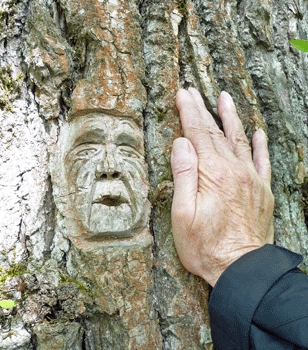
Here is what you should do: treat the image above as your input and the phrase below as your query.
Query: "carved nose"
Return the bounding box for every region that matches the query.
[95,146,121,180]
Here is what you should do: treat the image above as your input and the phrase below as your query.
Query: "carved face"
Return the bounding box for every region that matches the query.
[64,114,148,238]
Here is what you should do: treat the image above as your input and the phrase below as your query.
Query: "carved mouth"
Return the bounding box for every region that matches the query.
[92,195,129,207]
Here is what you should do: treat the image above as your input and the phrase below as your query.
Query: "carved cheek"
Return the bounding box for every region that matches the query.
[123,159,147,210]
[70,158,96,192]
[72,159,97,226]
[79,161,97,189]
[124,157,146,183]
[67,159,84,192]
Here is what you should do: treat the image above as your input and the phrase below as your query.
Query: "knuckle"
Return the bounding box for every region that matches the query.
[236,132,249,145]
[189,116,208,134]
[209,127,225,141]
[200,162,233,187]
[237,166,255,186]
[189,124,205,137]
[215,167,233,184]
[172,161,196,177]
[231,132,250,149]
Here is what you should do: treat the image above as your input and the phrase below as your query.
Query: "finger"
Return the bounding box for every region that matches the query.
[176,89,216,161]
[171,137,198,223]
[252,129,271,186]
[218,91,253,163]
[188,87,237,161]
[187,87,219,130]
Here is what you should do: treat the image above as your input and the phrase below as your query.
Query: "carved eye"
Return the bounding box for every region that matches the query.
[75,147,98,158]
[119,146,140,158]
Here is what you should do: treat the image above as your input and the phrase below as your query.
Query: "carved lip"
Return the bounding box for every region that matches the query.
[92,180,131,207]
[92,194,129,207]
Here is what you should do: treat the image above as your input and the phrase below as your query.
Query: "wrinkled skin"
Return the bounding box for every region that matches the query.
[171,88,274,287]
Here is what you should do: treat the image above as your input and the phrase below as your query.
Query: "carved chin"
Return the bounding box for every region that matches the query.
[88,202,135,237]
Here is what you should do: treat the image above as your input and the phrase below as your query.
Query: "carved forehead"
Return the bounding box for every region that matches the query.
[66,114,143,148]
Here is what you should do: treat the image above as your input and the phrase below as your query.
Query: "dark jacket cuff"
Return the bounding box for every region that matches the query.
[208,244,303,350]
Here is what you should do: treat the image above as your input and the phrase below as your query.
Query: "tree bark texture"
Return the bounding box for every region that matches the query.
[0,0,307,349]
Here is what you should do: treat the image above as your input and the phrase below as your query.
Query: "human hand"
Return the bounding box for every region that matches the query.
[171,88,274,287]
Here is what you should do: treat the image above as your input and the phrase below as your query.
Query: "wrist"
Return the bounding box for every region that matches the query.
[205,245,264,287]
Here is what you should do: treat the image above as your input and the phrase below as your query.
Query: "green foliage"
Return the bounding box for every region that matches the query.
[290,40,308,53]
[0,300,17,309]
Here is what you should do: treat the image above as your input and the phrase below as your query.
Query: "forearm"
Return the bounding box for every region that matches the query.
[209,244,308,349]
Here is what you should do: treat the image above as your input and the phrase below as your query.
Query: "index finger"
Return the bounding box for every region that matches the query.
[176,89,216,160]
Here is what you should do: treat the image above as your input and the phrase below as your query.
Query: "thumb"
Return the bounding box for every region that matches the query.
[171,138,198,221]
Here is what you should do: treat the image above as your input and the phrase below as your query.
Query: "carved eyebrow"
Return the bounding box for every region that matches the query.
[71,129,106,149]
[120,120,136,130]
[116,132,142,150]
[116,120,142,149]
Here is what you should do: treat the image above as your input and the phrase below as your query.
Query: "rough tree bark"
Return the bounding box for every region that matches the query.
[0,0,307,349]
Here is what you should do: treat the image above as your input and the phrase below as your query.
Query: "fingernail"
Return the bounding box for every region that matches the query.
[256,128,267,141]
[220,91,234,106]
[172,138,191,157]
[256,128,265,137]
[188,87,196,92]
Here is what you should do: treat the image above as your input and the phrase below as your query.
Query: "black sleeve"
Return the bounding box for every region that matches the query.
[208,244,308,350]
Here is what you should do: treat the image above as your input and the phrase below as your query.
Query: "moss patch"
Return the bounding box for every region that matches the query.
[176,0,187,16]
[154,105,168,123]
[59,273,91,294]
[0,0,18,39]
[0,66,23,111]
[0,261,28,283]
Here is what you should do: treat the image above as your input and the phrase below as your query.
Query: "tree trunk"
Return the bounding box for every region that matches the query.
[0,0,307,349]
